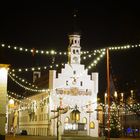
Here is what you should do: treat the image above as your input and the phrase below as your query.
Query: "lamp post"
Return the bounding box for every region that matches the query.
[51,107,63,140]
[0,64,9,140]
[51,94,64,140]
[57,107,63,140]
[86,110,93,136]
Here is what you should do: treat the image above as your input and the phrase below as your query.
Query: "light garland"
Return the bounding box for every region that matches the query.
[86,50,106,70]
[8,52,96,73]
[93,44,140,53]
[9,72,38,88]
[8,73,49,92]
[0,43,91,56]
[9,63,65,73]
[8,90,49,106]
[7,93,28,105]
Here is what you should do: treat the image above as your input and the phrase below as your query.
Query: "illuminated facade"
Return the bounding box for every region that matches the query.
[0,64,9,140]
[18,33,99,137]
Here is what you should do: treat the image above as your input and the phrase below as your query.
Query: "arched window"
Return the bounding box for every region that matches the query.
[76,49,79,54]
[66,80,68,86]
[64,117,70,123]
[90,121,95,129]
[73,49,75,54]
[82,117,87,124]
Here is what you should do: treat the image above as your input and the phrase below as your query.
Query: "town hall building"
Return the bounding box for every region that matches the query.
[18,32,99,137]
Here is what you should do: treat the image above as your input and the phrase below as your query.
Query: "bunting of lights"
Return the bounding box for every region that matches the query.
[0,43,91,56]
[8,73,49,92]
[9,63,65,73]
[9,52,96,73]
[9,72,38,88]
[86,50,106,70]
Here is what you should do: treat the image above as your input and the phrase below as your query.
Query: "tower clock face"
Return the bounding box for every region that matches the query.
[73,56,78,63]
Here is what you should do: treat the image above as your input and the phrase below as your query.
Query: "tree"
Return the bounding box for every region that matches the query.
[110,102,121,137]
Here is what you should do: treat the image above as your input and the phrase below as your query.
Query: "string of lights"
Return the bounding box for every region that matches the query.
[86,50,106,70]
[8,88,140,113]
[7,93,29,106]
[8,73,49,92]
[9,63,65,73]
[0,43,91,56]
[7,90,50,110]
[9,72,38,88]
[8,52,97,73]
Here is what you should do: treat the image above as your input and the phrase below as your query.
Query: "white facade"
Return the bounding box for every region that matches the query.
[18,92,50,136]
[49,33,99,137]
[18,33,99,137]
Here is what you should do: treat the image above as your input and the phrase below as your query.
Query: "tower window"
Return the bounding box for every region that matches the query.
[73,49,75,54]
[80,81,83,86]
[66,81,68,86]
[76,50,79,54]
[73,71,76,75]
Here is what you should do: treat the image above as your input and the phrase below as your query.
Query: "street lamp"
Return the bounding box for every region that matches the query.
[51,95,64,140]
[86,102,94,136]
[86,110,93,136]
[51,106,63,140]
[70,105,80,123]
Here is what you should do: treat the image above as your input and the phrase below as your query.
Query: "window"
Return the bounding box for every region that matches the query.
[82,117,87,124]
[80,81,83,86]
[76,49,79,54]
[90,121,95,129]
[73,71,76,75]
[66,81,68,86]
[73,49,75,54]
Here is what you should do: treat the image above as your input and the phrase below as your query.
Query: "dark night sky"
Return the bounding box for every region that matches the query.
[0,1,140,98]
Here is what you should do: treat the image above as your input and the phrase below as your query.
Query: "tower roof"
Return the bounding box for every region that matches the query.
[69,9,81,36]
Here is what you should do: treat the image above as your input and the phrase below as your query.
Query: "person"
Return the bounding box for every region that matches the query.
[13,110,18,136]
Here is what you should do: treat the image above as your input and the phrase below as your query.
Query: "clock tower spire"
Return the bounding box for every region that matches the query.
[68,10,81,64]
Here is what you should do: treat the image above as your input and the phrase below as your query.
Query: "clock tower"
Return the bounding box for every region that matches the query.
[68,33,81,64]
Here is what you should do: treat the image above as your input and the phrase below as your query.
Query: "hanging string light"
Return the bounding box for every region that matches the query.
[86,50,106,70]
[8,73,49,92]
[0,43,92,56]
[9,72,38,88]
[9,63,65,73]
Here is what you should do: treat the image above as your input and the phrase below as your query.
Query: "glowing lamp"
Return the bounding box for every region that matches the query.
[70,105,80,122]
[9,99,14,108]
